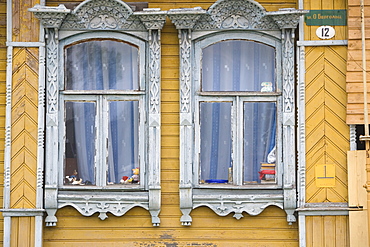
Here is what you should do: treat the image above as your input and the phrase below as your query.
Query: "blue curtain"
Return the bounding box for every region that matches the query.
[200,40,276,184]
[64,40,139,185]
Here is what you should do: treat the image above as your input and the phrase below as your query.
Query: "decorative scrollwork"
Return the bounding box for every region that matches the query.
[28,4,70,29]
[179,30,191,113]
[149,30,161,115]
[45,29,58,115]
[282,28,295,113]
[193,195,284,220]
[194,0,278,30]
[62,0,133,30]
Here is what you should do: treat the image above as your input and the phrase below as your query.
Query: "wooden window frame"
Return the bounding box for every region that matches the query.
[169,0,306,226]
[30,0,166,227]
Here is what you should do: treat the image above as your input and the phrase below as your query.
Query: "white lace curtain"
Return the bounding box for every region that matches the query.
[64,40,139,185]
[200,40,276,183]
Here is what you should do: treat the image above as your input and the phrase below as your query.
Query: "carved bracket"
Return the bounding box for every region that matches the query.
[29,4,70,29]
[193,194,284,220]
[57,192,149,221]
[267,8,309,29]
[135,9,167,31]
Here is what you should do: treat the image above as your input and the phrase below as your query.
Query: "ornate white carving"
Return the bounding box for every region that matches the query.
[169,0,306,225]
[62,0,133,30]
[267,8,308,29]
[136,9,167,30]
[168,8,206,30]
[148,30,161,116]
[45,29,58,115]
[28,4,70,29]
[282,29,295,113]
[57,192,150,221]
[193,194,284,219]
[193,0,278,30]
[179,30,191,114]
[30,0,167,227]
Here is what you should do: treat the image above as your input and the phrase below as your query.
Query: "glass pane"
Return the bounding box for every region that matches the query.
[243,102,276,184]
[107,101,139,185]
[200,102,232,183]
[202,40,275,92]
[64,101,96,185]
[65,40,139,90]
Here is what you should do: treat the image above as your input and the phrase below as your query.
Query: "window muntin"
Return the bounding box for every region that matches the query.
[201,40,275,92]
[197,39,279,186]
[62,39,144,188]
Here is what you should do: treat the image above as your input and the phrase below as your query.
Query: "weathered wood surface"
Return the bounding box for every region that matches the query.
[40,0,300,246]
[347,0,370,124]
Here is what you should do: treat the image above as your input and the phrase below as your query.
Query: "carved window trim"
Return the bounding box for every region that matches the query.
[169,0,307,226]
[29,0,166,227]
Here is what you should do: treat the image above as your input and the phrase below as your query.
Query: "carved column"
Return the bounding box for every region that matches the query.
[29,5,71,226]
[168,8,206,226]
[269,9,307,224]
[137,9,167,226]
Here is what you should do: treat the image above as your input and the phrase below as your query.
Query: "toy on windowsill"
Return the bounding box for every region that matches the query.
[65,170,83,185]
[119,168,140,184]
[261,81,273,92]
[131,167,140,184]
[120,176,132,184]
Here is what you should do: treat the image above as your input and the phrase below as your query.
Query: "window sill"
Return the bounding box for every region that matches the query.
[59,184,144,191]
[195,183,281,190]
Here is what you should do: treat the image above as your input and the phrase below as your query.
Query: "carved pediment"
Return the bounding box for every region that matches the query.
[194,0,279,30]
[29,0,169,31]
[61,0,145,30]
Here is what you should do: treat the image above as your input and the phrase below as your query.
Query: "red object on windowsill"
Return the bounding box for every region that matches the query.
[258,169,276,180]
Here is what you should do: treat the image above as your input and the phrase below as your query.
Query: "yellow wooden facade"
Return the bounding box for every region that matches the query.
[0,0,366,246]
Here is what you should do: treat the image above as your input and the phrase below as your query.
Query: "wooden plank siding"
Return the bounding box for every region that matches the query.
[37,0,301,246]
[7,0,40,246]
[0,0,6,245]
[305,45,349,203]
[347,0,370,124]
[306,215,349,247]
[303,0,350,246]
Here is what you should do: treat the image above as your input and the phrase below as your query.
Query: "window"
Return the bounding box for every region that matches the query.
[30,0,166,226]
[62,39,144,187]
[169,0,305,225]
[196,40,279,186]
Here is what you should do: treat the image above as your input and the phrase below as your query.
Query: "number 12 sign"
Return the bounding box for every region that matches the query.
[316,26,335,39]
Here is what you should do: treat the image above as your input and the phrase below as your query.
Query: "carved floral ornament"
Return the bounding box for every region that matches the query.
[29,0,167,31]
[168,1,307,31]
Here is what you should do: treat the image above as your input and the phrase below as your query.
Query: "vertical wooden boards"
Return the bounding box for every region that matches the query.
[305,46,349,203]
[303,0,347,41]
[8,0,40,245]
[346,0,370,124]
[347,150,367,208]
[10,47,38,209]
[347,150,369,246]
[38,0,300,246]
[306,215,349,247]
[11,217,35,247]
[0,0,7,245]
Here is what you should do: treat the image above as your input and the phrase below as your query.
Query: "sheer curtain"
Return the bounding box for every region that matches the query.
[200,40,276,183]
[64,40,139,185]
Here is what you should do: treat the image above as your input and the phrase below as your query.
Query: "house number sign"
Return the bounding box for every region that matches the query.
[316,26,335,40]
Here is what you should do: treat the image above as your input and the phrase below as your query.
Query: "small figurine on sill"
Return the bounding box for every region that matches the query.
[65,170,83,185]
[261,81,273,92]
[120,176,132,184]
[131,167,140,184]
